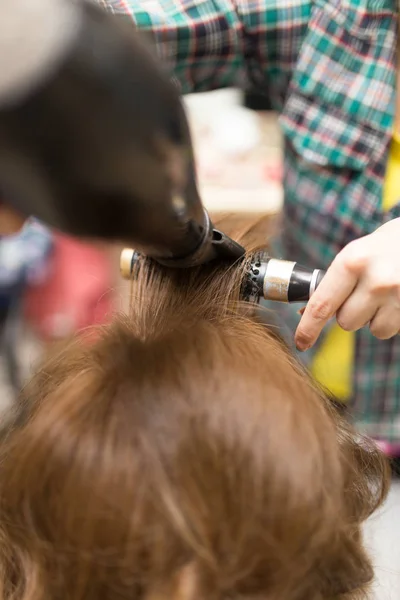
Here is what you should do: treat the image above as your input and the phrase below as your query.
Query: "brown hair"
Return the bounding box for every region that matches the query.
[0,215,389,600]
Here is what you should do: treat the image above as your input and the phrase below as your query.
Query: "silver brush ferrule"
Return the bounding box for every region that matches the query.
[243,253,325,303]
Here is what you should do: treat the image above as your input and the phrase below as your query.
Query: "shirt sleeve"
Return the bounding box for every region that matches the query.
[96,0,255,94]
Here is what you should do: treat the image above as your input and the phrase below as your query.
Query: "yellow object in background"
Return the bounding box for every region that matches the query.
[311,326,354,400]
[311,132,400,402]
[384,132,400,212]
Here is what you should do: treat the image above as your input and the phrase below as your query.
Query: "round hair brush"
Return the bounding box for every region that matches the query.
[120,248,326,304]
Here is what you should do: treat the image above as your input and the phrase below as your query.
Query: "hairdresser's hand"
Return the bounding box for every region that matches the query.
[295,218,400,351]
[0,205,25,235]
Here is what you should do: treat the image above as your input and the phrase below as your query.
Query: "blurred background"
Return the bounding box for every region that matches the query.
[1,88,399,599]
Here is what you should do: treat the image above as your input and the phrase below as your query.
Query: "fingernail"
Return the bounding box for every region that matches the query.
[295,341,310,352]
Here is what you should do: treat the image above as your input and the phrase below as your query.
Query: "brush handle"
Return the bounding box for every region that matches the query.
[247,258,326,303]
[264,260,326,303]
[287,264,326,303]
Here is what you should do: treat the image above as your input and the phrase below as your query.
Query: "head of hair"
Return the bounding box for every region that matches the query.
[0,214,389,600]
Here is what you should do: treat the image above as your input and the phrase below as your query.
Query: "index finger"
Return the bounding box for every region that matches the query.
[294,259,358,351]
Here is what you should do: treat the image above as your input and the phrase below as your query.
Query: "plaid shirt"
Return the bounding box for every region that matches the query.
[100,0,400,441]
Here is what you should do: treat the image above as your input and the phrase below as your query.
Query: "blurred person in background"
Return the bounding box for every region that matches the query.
[0,206,115,380]
[94,0,400,450]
